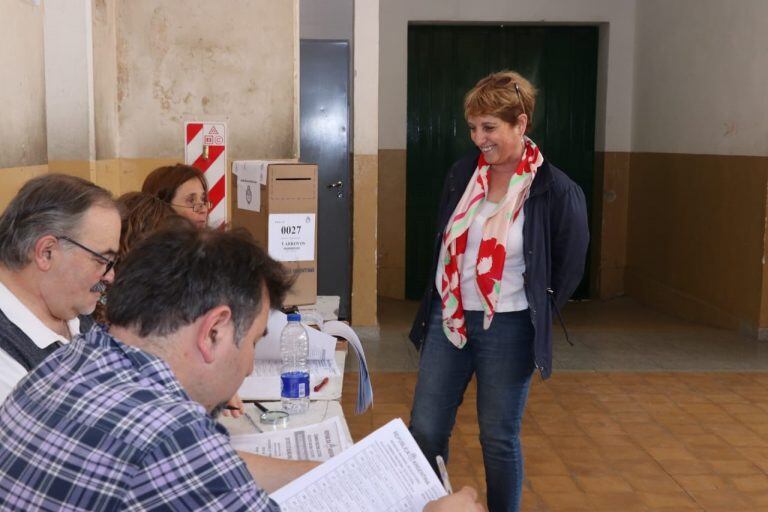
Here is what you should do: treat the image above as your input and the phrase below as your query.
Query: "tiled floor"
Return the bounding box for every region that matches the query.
[340,297,768,511]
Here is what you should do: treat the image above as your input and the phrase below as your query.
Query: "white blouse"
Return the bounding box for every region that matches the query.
[460,200,528,312]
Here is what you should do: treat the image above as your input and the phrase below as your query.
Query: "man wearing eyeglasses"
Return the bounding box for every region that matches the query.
[0,174,120,403]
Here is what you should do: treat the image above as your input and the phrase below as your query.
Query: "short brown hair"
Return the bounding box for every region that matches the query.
[93,192,189,325]
[116,192,187,263]
[142,164,208,204]
[464,71,537,132]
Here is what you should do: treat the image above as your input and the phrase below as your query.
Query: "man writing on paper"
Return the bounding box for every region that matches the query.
[0,174,120,403]
[0,226,480,511]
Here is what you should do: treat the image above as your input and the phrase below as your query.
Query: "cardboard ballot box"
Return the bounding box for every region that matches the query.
[231,161,318,306]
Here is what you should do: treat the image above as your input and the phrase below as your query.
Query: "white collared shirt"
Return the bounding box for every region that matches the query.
[0,280,79,403]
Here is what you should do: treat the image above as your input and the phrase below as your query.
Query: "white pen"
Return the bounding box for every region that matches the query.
[435,455,453,494]
[242,411,263,433]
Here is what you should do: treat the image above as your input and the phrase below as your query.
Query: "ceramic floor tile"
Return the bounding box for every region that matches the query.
[637,491,702,509]
[340,297,768,511]
[528,475,580,493]
[575,475,633,493]
[673,474,731,491]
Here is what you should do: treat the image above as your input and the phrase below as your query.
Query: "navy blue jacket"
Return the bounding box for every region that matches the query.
[408,149,589,379]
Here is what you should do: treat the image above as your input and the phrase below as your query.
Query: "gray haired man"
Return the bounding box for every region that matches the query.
[0,174,120,402]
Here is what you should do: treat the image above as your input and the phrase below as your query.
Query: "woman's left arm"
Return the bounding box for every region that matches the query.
[550,182,590,309]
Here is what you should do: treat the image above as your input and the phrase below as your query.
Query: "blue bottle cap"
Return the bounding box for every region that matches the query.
[287,313,301,322]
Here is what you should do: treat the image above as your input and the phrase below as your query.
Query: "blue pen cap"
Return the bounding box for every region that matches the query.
[287,313,301,322]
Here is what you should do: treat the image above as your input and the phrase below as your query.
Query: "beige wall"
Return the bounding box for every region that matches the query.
[1,0,46,168]
[1,0,298,202]
[591,152,630,299]
[352,0,380,325]
[93,0,119,159]
[626,153,768,337]
[377,149,406,299]
[627,1,768,337]
[116,0,296,160]
[44,0,95,161]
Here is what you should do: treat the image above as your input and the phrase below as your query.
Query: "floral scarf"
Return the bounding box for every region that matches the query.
[436,136,543,348]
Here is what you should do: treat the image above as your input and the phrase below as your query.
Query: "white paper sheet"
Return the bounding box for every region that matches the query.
[232,160,262,212]
[322,321,373,414]
[231,416,351,461]
[255,309,337,362]
[239,350,345,401]
[268,213,316,262]
[271,418,447,512]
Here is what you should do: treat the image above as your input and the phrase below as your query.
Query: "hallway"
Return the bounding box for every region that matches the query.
[341,297,768,511]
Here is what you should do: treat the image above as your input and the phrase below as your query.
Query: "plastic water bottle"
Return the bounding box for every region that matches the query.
[280,313,310,414]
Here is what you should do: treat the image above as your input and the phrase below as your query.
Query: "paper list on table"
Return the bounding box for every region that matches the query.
[271,418,446,512]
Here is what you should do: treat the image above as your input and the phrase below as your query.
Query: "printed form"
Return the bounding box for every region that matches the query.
[271,418,447,512]
[231,416,351,461]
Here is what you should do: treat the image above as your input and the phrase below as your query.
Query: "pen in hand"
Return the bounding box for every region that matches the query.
[225,405,263,433]
[435,455,453,494]
[244,400,269,414]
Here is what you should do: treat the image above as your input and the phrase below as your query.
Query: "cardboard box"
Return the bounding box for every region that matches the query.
[231,161,318,306]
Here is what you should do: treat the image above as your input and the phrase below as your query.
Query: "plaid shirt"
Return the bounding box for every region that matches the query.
[0,326,279,511]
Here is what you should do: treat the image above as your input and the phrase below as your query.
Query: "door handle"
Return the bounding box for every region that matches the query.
[326,181,344,198]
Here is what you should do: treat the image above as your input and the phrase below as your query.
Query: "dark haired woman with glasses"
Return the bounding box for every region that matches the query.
[142,164,212,229]
[408,70,589,512]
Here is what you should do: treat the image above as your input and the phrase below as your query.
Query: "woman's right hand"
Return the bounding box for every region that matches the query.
[423,487,485,511]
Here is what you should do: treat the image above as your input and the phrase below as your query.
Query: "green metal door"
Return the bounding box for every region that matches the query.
[406,24,598,299]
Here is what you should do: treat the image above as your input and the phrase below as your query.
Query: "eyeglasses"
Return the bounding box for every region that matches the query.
[514,82,527,118]
[479,74,527,118]
[171,201,212,213]
[58,236,117,276]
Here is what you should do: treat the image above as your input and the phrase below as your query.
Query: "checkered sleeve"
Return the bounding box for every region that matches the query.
[123,420,280,511]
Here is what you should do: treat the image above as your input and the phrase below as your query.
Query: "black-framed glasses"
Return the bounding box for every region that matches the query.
[514,82,527,118]
[58,236,116,276]
[171,201,212,213]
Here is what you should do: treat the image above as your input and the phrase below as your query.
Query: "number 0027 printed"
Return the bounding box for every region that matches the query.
[268,214,316,262]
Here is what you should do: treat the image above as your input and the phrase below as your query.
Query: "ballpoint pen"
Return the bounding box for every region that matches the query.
[435,455,453,494]
[241,411,263,433]
[243,400,290,427]
[225,405,263,433]
[247,400,269,414]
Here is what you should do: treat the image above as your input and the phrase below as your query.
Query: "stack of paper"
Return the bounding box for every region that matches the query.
[322,320,373,414]
[271,419,446,512]
[239,310,373,413]
[231,416,351,461]
[239,310,340,400]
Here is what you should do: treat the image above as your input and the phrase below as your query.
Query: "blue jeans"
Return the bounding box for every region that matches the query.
[410,302,534,512]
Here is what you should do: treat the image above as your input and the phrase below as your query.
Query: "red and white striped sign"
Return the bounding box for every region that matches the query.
[184,121,227,228]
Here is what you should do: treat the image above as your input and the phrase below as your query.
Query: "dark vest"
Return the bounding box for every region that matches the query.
[0,309,62,371]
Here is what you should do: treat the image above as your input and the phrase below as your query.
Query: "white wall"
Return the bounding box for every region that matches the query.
[300,0,353,40]
[379,0,637,152]
[1,0,47,167]
[44,0,94,161]
[633,0,768,156]
[92,0,119,160]
[355,0,378,155]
